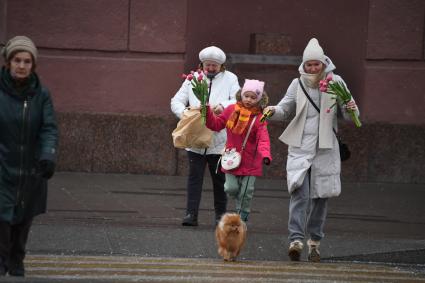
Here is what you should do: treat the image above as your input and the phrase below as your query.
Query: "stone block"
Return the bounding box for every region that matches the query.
[6,0,128,50]
[130,0,186,53]
[56,112,178,175]
[37,55,184,114]
[90,113,177,175]
[259,121,425,184]
[56,112,96,172]
[363,62,425,124]
[56,111,425,184]
[366,123,425,183]
[250,33,292,55]
[367,0,425,59]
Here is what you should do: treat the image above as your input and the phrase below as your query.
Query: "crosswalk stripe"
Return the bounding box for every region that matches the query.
[24,254,425,283]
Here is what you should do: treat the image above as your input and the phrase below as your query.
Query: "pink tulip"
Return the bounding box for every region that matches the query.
[320,86,327,92]
[198,74,203,81]
[181,74,187,79]
[326,73,333,82]
[197,69,202,74]
[187,74,194,81]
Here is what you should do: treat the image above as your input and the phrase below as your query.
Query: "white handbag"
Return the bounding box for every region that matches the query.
[220,116,257,171]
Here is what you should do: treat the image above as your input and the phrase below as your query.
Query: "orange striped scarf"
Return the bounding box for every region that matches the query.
[226,102,261,135]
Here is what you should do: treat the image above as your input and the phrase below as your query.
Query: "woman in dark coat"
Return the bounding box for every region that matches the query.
[0,36,58,277]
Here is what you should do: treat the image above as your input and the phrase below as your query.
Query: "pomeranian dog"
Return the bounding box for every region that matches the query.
[215,213,247,261]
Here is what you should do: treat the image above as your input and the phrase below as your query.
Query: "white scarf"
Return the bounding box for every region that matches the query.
[298,56,336,88]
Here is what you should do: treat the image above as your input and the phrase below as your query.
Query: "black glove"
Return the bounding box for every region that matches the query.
[37,160,56,179]
[263,158,271,165]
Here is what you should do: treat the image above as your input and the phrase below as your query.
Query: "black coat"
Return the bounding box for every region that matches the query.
[0,67,58,224]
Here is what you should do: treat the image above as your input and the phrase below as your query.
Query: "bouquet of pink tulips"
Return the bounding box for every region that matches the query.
[181,69,209,124]
[319,74,362,127]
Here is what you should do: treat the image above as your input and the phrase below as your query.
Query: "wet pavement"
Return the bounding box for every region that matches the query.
[1,172,424,282]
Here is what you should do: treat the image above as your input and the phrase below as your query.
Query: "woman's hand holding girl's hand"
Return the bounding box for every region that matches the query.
[260,106,276,122]
[263,106,275,116]
[345,100,358,111]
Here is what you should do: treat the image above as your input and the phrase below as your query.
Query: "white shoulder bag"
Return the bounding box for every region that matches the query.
[221,116,257,171]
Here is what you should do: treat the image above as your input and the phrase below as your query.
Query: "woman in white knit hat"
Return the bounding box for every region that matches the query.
[0,36,58,276]
[171,46,240,226]
[264,38,359,262]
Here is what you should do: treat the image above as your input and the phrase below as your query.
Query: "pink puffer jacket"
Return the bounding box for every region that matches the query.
[206,104,272,176]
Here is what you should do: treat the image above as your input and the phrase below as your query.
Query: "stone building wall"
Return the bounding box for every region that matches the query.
[1,0,424,183]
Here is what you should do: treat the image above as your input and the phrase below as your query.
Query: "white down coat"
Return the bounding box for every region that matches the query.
[171,70,240,155]
[272,60,359,198]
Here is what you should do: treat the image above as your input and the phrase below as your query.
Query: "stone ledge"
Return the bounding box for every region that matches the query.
[57,112,178,175]
[56,112,425,184]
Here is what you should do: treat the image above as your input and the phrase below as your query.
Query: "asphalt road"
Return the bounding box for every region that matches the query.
[4,172,423,282]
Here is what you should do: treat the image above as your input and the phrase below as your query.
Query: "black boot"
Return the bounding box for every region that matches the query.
[8,260,24,277]
[215,211,225,226]
[8,219,32,277]
[0,221,11,276]
[182,213,198,226]
[0,258,6,276]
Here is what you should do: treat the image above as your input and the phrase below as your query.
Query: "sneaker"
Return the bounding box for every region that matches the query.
[181,213,198,226]
[288,240,303,261]
[307,239,320,262]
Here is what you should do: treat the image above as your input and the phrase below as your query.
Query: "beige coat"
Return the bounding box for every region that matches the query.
[272,63,359,198]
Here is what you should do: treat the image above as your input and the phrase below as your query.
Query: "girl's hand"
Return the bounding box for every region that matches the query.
[212,104,224,115]
[345,100,358,112]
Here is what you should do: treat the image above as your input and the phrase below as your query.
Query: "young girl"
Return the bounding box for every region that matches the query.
[206,79,271,222]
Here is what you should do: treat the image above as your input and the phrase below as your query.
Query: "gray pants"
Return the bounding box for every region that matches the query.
[288,170,328,242]
[224,174,256,221]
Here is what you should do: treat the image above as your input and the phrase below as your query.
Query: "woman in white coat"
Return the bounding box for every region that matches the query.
[264,38,359,262]
[171,46,240,226]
